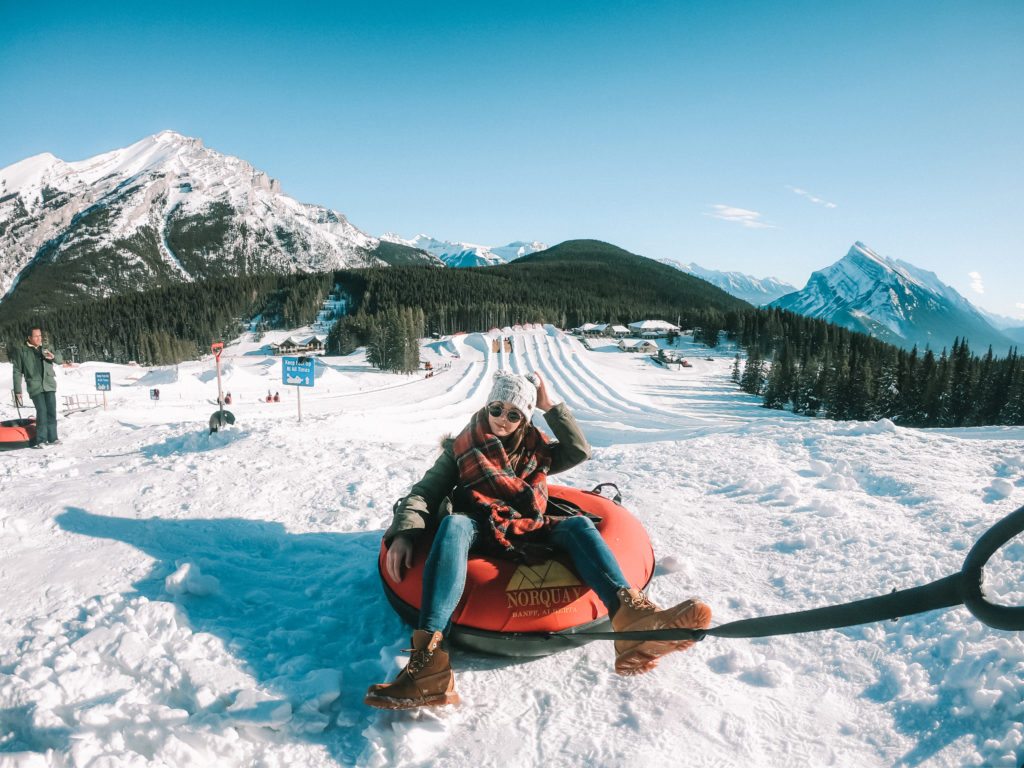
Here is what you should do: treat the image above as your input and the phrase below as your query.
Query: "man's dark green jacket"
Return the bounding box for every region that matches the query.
[11,343,63,397]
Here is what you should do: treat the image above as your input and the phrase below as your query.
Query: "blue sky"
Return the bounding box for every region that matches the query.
[2,0,1022,318]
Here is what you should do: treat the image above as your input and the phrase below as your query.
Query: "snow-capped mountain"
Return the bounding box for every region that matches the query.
[666,261,796,306]
[0,131,437,316]
[771,241,1015,353]
[978,308,1024,345]
[380,234,546,268]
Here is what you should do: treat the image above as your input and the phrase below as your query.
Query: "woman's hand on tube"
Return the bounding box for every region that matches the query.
[387,534,415,582]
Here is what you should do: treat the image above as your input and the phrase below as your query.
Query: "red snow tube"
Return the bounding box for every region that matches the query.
[0,418,36,451]
[377,484,655,656]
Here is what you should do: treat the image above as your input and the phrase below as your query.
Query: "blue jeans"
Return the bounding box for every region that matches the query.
[419,514,631,634]
[30,390,58,444]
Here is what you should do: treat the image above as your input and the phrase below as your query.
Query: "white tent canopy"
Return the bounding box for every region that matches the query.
[627,319,679,333]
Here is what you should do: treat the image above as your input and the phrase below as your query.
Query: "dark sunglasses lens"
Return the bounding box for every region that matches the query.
[487,404,523,422]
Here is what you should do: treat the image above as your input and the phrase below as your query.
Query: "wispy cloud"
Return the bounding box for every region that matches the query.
[705,204,775,229]
[968,271,985,294]
[786,185,837,209]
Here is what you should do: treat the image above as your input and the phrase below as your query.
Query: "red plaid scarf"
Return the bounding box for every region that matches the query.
[453,407,553,552]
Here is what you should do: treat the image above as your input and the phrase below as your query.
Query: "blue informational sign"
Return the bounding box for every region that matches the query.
[282,356,315,387]
[95,372,111,391]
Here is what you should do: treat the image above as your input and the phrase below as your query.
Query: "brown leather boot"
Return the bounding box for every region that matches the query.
[611,588,712,676]
[364,630,460,710]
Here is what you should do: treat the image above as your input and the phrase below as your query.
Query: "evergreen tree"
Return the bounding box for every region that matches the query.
[762,341,795,410]
[1001,356,1024,425]
[874,350,901,419]
[825,354,852,420]
[946,338,975,426]
[792,357,821,415]
[740,351,765,395]
[971,346,1001,425]
[921,349,950,426]
[847,353,876,421]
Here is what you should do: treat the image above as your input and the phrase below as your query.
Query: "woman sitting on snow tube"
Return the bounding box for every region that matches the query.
[365,370,712,710]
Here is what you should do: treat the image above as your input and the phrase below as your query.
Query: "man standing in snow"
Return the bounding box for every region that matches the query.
[12,327,63,448]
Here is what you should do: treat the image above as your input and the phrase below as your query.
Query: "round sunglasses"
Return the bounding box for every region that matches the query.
[487,403,524,423]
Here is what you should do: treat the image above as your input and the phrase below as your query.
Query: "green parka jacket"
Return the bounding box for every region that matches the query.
[11,342,63,397]
[384,402,592,544]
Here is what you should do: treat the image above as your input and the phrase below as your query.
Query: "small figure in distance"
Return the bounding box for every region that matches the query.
[12,326,63,447]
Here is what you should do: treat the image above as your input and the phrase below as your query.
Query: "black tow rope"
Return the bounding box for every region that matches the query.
[555,503,1024,644]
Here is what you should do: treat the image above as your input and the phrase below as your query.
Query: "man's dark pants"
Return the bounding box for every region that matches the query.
[30,390,58,444]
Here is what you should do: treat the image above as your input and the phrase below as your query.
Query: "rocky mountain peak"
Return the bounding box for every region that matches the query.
[771,242,1013,353]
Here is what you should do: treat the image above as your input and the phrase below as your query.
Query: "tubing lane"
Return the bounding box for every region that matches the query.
[548,332,674,416]
[505,336,524,375]
[464,334,497,406]
[518,330,590,411]
[553,332,683,418]
[361,332,493,421]
[524,331,615,413]
[410,335,495,421]
[531,331,625,414]
[358,361,478,419]
[538,332,640,415]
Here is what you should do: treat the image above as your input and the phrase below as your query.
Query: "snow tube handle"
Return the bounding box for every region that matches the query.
[589,483,622,505]
[556,504,1024,645]
[960,504,1024,631]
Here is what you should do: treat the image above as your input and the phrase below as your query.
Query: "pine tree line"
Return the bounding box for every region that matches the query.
[731,308,1024,427]
[0,273,332,366]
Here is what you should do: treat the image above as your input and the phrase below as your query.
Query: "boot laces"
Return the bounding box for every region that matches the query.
[407,648,433,675]
[623,589,657,612]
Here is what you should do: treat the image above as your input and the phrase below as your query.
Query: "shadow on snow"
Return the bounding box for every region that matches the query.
[53,507,446,764]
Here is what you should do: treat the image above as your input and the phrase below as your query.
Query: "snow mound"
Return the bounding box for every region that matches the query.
[165,563,220,596]
[841,418,899,436]
[135,366,180,386]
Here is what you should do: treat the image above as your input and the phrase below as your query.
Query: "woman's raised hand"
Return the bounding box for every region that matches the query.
[534,370,555,412]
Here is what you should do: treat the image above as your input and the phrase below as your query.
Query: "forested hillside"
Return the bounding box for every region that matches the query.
[326,239,750,356]
[0,274,333,365]
[731,308,1024,427]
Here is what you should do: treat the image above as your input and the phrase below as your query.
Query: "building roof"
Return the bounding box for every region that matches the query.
[272,334,327,348]
[627,319,680,331]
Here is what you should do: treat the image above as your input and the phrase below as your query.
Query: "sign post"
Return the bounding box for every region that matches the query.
[210,342,225,405]
[95,371,111,410]
[282,356,315,423]
[207,341,236,432]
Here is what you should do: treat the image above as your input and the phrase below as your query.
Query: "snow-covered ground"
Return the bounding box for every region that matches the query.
[1,325,1023,768]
